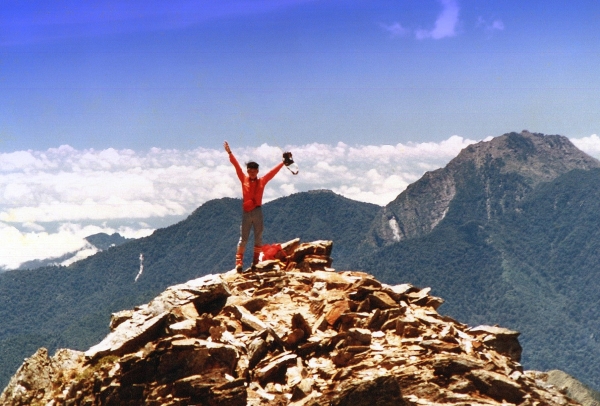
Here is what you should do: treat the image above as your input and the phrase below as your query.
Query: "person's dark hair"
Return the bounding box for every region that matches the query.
[246,161,259,169]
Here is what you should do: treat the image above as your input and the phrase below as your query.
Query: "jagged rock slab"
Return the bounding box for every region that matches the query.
[542,370,600,406]
[85,273,230,359]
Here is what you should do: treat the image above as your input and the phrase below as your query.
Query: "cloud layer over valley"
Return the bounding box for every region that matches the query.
[1,134,599,270]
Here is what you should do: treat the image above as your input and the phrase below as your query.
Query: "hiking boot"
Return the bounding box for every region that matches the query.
[235,247,244,273]
[252,246,261,267]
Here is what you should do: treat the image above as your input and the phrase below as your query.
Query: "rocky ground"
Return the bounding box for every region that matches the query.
[0,239,585,405]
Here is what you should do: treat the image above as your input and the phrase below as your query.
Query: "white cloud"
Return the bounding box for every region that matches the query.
[416,0,460,40]
[117,226,155,239]
[0,222,155,270]
[0,137,478,214]
[381,22,410,38]
[0,136,478,269]
[570,134,600,159]
[59,245,99,267]
[1,223,88,269]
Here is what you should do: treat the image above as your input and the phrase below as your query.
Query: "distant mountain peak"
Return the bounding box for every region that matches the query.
[368,131,600,246]
[454,131,599,184]
[84,232,131,251]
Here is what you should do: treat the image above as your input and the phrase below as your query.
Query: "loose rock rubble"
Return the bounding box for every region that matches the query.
[0,239,583,406]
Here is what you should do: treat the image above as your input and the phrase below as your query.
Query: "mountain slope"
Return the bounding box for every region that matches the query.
[263,189,380,266]
[358,172,600,385]
[0,191,379,389]
[357,132,600,389]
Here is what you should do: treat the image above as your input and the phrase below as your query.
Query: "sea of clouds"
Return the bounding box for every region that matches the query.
[1,134,599,270]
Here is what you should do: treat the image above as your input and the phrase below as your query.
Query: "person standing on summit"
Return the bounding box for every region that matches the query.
[224,141,290,272]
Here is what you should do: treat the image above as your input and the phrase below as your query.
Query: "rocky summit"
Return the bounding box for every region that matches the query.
[0,240,584,406]
[367,131,600,246]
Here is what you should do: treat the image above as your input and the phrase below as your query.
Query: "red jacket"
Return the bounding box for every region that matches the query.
[229,153,284,212]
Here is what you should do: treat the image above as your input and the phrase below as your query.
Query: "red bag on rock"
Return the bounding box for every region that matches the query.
[261,244,284,261]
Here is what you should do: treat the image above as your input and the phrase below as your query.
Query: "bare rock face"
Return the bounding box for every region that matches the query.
[368,131,600,246]
[0,348,84,406]
[541,370,600,406]
[85,273,230,360]
[0,239,584,405]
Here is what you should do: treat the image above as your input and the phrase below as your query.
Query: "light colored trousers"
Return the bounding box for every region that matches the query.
[238,207,263,249]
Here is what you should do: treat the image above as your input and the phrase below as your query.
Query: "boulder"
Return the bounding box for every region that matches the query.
[468,325,522,362]
[86,274,230,359]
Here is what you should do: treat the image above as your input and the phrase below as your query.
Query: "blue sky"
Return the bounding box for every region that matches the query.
[1,0,600,269]
[2,0,599,151]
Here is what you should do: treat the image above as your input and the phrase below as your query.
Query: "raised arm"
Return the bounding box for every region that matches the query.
[260,153,287,183]
[224,141,245,181]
